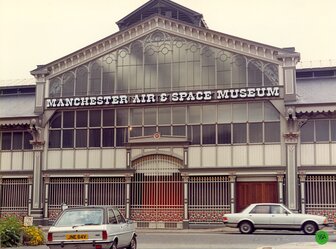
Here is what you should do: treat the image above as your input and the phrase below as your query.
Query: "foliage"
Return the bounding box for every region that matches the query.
[0,216,23,247]
[22,226,45,246]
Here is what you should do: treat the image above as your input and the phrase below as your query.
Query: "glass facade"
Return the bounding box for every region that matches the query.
[301,119,336,143]
[0,131,33,150]
[49,32,279,97]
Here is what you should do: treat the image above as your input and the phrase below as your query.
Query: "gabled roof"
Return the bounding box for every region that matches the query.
[116,0,207,30]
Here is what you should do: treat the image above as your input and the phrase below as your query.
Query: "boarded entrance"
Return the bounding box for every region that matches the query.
[130,155,184,228]
[236,182,278,212]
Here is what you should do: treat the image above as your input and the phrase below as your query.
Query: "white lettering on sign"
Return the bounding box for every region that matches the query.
[45,86,280,108]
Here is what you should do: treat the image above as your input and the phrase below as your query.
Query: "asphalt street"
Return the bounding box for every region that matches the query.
[6,227,335,249]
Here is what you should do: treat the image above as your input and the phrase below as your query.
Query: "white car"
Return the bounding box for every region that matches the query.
[47,206,137,249]
[223,203,328,235]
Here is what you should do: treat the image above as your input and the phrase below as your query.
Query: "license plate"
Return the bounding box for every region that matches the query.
[66,234,89,240]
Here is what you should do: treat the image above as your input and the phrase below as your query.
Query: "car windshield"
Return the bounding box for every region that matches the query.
[55,209,103,227]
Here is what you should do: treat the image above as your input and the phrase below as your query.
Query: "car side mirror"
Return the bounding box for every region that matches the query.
[126,219,133,224]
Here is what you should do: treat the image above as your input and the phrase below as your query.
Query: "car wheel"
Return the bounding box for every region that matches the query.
[302,222,317,235]
[127,236,137,249]
[111,241,118,249]
[239,221,254,234]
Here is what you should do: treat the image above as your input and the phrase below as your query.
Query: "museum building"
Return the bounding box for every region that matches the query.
[0,0,335,228]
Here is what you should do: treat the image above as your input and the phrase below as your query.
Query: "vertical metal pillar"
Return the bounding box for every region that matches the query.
[299,173,306,213]
[125,175,132,219]
[229,175,236,213]
[277,174,284,204]
[182,174,189,229]
[44,176,50,218]
[84,176,90,206]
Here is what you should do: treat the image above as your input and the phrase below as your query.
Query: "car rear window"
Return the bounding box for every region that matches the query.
[55,209,103,227]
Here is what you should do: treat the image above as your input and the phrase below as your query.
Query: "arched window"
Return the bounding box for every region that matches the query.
[49,77,61,97]
[172,38,187,91]
[232,55,247,88]
[264,64,279,86]
[186,42,201,90]
[102,53,116,94]
[129,42,144,92]
[216,51,231,89]
[117,48,130,93]
[90,60,102,95]
[247,60,263,87]
[201,46,215,89]
[62,72,75,97]
[75,66,88,96]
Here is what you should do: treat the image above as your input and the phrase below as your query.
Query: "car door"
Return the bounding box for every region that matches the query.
[113,208,131,247]
[107,208,122,244]
[269,205,295,229]
[248,205,272,228]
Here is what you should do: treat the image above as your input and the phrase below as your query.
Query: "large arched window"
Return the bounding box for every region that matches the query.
[49,32,279,96]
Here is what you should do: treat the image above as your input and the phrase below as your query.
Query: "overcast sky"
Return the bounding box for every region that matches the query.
[0,0,335,80]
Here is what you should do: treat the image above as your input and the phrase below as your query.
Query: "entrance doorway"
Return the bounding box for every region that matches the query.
[236,182,278,212]
[130,155,184,228]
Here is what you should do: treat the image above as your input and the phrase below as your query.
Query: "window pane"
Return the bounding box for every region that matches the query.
[116,128,127,147]
[49,130,61,148]
[188,105,201,124]
[218,104,231,123]
[103,128,114,147]
[130,127,142,137]
[265,122,280,142]
[1,132,11,150]
[131,109,142,125]
[249,123,263,143]
[233,123,247,143]
[158,107,171,125]
[232,103,247,122]
[13,132,23,150]
[264,102,279,121]
[103,109,115,126]
[144,108,156,125]
[202,124,216,144]
[90,110,101,127]
[315,120,329,141]
[76,111,88,127]
[173,125,185,136]
[188,125,200,144]
[331,120,336,141]
[24,132,33,149]
[158,126,171,135]
[116,109,128,126]
[202,105,216,124]
[89,129,101,147]
[218,124,231,144]
[50,113,61,128]
[76,129,87,148]
[63,112,74,128]
[172,106,186,124]
[63,130,74,148]
[248,102,263,122]
[144,126,156,136]
[301,121,314,142]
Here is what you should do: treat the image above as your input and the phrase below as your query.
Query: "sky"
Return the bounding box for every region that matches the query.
[0,0,336,80]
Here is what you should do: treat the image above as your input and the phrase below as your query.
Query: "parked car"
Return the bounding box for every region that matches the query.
[47,206,137,249]
[223,203,328,235]
[334,217,336,233]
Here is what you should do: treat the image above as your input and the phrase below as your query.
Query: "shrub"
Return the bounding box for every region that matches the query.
[23,226,45,246]
[0,216,23,247]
